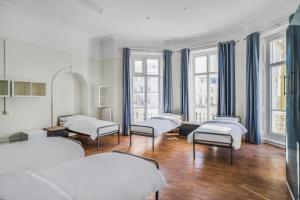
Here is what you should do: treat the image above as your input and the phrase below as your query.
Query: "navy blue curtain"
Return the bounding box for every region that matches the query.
[218,41,236,116]
[122,48,131,135]
[245,33,261,144]
[180,48,190,121]
[163,50,173,113]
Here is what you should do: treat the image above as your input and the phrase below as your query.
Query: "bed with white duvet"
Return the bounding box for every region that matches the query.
[130,113,183,150]
[0,137,84,176]
[187,116,247,164]
[0,152,166,200]
[59,115,120,150]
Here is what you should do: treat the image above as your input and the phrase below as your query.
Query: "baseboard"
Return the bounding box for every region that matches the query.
[286,180,296,200]
[261,138,285,149]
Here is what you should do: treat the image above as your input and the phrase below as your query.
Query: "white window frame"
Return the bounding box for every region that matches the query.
[190,48,218,122]
[131,52,163,122]
[265,32,286,140]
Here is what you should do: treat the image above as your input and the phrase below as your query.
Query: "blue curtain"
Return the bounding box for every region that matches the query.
[122,48,131,135]
[180,48,190,121]
[163,50,173,113]
[218,41,236,116]
[245,33,261,144]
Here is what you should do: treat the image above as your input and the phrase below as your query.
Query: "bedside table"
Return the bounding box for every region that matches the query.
[44,126,68,138]
[179,122,200,136]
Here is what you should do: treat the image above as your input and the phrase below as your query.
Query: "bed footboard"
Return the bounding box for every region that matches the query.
[112,150,160,200]
[192,131,234,165]
[96,124,120,151]
[129,125,155,151]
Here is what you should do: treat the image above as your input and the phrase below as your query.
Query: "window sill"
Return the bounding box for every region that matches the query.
[261,137,285,149]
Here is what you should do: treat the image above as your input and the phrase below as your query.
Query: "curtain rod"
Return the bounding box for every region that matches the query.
[176,40,240,52]
[118,47,163,52]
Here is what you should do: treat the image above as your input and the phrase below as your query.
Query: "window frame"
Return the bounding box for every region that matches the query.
[190,48,218,122]
[265,32,286,138]
[131,52,163,122]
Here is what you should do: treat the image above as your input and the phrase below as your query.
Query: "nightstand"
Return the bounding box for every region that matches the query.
[44,126,68,138]
[179,122,200,136]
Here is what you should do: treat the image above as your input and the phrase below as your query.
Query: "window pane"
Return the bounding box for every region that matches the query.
[133,108,145,122]
[133,77,145,93]
[147,77,159,92]
[195,75,207,123]
[134,60,143,73]
[270,37,286,64]
[209,54,218,72]
[147,59,159,75]
[271,111,286,134]
[208,74,218,119]
[133,93,145,107]
[271,65,286,110]
[195,56,207,73]
[147,93,159,108]
[147,108,159,119]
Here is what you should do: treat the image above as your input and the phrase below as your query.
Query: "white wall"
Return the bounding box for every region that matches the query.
[0,4,102,141]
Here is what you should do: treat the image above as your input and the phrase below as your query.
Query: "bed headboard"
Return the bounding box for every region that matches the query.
[212,115,241,123]
[57,114,76,126]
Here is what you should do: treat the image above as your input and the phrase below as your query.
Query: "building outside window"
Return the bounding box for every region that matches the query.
[191,49,218,123]
[266,34,286,137]
[131,53,162,122]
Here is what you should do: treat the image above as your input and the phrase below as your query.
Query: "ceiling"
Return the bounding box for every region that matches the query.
[1,0,298,40]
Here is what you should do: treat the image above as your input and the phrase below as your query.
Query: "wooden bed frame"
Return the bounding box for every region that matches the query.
[112,150,160,200]
[192,115,242,165]
[58,115,120,151]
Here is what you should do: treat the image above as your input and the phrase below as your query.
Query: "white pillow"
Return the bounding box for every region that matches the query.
[161,113,182,120]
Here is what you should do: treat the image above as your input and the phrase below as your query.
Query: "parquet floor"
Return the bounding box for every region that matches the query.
[80,133,290,200]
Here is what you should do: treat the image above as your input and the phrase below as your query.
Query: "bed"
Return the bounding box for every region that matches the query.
[187,115,247,164]
[0,151,166,200]
[0,137,84,175]
[130,113,183,150]
[58,115,120,151]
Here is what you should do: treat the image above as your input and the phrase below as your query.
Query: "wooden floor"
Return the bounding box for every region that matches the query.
[81,133,290,200]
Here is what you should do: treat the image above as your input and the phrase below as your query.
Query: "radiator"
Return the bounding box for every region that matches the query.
[102,107,112,121]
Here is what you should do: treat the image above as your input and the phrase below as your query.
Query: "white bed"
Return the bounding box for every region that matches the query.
[59,115,120,150]
[187,116,247,164]
[130,113,183,150]
[0,137,84,175]
[0,152,166,200]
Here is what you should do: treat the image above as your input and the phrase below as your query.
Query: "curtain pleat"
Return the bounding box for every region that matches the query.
[245,32,261,144]
[218,41,236,116]
[180,49,190,121]
[122,48,131,135]
[163,50,173,113]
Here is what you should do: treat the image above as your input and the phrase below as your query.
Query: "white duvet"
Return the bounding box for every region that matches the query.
[187,119,247,150]
[0,153,166,200]
[0,137,84,175]
[131,113,182,136]
[62,115,119,140]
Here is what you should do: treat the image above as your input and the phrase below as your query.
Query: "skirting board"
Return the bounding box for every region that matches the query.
[286,180,296,200]
[261,138,285,149]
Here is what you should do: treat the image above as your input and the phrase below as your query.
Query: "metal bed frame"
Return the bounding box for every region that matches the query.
[129,113,183,151]
[192,115,241,165]
[58,115,120,151]
[112,150,160,200]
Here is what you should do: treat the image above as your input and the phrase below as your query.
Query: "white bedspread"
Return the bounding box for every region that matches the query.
[131,113,182,136]
[0,153,166,200]
[62,115,118,140]
[187,119,247,150]
[0,137,84,175]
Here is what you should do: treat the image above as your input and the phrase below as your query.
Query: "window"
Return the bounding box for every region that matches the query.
[192,50,218,123]
[131,54,162,122]
[267,35,286,136]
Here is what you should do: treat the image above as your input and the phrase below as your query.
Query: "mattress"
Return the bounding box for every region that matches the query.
[0,137,84,175]
[61,115,119,140]
[187,119,247,150]
[131,113,182,136]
